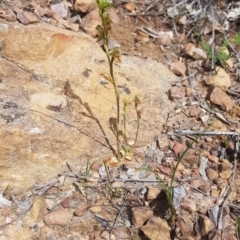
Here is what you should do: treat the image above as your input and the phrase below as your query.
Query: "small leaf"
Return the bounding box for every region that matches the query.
[120,149,125,156]
[97,0,112,11]
[123,96,132,106]
[110,47,121,63]
[96,25,104,42]
[238,217,240,239]
[100,73,113,84]
[134,95,141,107]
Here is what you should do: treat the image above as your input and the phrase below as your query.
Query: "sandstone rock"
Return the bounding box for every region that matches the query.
[184,43,207,60]
[176,218,191,237]
[185,87,192,96]
[157,135,169,149]
[90,160,103,171]
[198,216,215,236]
[89,205,102,213]
[30,92,67,111]
[198,181,211,193]
[61,191,86,208]
[81,9,101,37]
[146,186,161,200]
[100,231,115,239]
[226,58,233,69]
[156,34,173,46]
[0,22,176,193]
[40,225,61,239]
[44,208,72,226]
[205,67,231,91]
[111,181,125,188]
[172,142,185,155]
[218,160,233,171]
[169,61,186,77]
[209,87,234,112]
[159,165,172,176]
[30,197,47,222]
[206,168,219,181]
[199,199,216,215]
[88,171,100,182]
[223,214,235,229]
[124,2,136,12]
[211,189,220,197]
[229,189,237,202]
[219,170,232,179]
[207,155,219,163]
[62,20,79,32]
[189,106,202,118]
[172,161,185,171]
[18,11,39,25]
[132,206,153,227]
[180,199,196,213]
[51,2,68,19]
[217,181,228,191]
[0,7,16,22]
[112,227,130,239]
[74,201,88,216]
[2,225,36,240]
[169,87,186,101]
[141,216,170,240]
[74,0,97,13]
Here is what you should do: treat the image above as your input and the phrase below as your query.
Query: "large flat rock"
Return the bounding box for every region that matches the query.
[0,22,177,192]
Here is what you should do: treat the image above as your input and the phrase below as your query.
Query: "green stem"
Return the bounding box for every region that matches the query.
[133,118,140,147]
[100,10,121,158]
[168,126,210,225]
[109,57,121,157]
[103,161,112,198]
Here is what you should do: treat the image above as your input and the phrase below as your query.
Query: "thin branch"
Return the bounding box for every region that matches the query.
[211,5,215,70]
[173,130,240,136]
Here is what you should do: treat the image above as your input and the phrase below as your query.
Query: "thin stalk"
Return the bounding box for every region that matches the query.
[99,7,121,158]
[123,105,127,144]
[133,117,140,147]
[103,161,112,198]
[168,126,209,225]
[110,67,120,156]
[133,96,141,147]
[170,129,207,188]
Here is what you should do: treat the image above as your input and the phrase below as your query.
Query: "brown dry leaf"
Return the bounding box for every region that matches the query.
[137,30,149,37]
[172,32,185,44]
[178,15,187,25]
[203,20,223,35]
[124,2,136,12]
